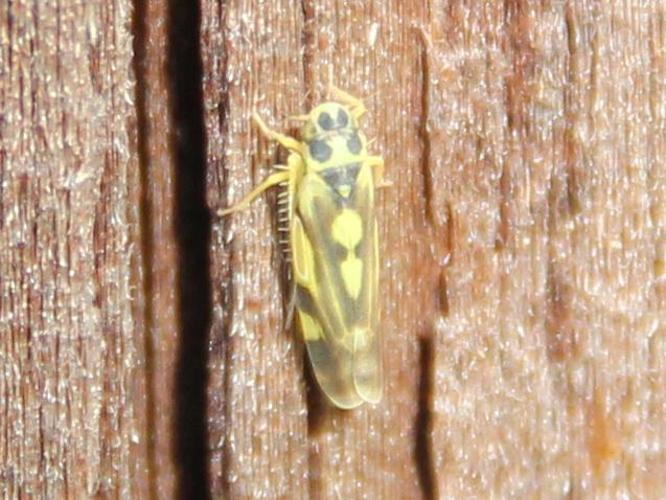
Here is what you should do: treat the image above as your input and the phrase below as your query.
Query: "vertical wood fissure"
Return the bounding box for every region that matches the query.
[167,0,212,497]
[414,338,436,499]
[130,0,157,496]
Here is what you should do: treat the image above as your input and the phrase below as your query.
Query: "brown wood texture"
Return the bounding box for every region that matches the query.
[204,1,666,499]
[1,0,665,498]
[0,0,193,497]
[0,1,153,497]
[135,0,182,496]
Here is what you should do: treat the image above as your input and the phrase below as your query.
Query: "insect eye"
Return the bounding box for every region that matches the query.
[318,112,335,131]
[337,109,349,127]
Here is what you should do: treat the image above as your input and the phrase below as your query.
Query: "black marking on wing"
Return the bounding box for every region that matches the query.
[296,166,374,331]
[294,166,379,406]
[296,285,318,317]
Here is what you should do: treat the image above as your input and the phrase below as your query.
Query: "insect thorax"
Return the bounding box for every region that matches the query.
[304,131,366,168]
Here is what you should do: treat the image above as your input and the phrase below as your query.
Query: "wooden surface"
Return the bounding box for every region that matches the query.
[1,0,665,498]
[203,1,666,498]
[0,1,151,497]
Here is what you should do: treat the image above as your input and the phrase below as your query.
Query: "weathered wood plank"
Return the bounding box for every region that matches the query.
[4,0,660,497]
[426,1,666,497]
[424,2,570,497]
[134,0,181,496]
[203,1,310,498]
[205,0,666,498]
[0,1,150,497]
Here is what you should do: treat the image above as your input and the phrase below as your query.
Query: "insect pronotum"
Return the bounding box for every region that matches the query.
[220,85,387,409]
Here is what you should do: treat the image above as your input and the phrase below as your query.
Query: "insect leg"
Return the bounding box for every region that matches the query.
[287,113,309,123]
[217,170,290,216]
[252,112,303,153]
[328,84,367,120]
[364,155,392,188]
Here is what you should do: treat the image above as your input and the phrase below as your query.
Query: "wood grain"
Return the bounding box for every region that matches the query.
[427,2,665,497]
[1,0,664,498]
[203,1,310,497]
[0,1,149,497]
[203,0,666,498]
[135,0,181,496]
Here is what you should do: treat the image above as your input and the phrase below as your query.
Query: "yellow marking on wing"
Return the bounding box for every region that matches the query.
[298,310,323,341]
[331,209,363,250]
[292,216,315,286]
[340,254,363,299]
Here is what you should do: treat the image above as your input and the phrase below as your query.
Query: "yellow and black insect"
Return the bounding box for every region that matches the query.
[220,85,386,409]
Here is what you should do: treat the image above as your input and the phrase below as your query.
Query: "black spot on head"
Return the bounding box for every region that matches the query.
[346,132,362,154]
[318,112,334,131]
[337,108,349,128]
[309,139,332,162]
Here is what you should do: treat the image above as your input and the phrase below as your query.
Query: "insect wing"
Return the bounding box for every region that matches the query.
[291,162,381,408]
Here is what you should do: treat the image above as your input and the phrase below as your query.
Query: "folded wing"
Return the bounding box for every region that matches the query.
[291,162,381,408]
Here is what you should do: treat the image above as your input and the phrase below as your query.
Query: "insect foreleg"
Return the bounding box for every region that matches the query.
[218,170,290,216]
[252,112,303,153]
[328,84,367,120]
[364,155,391,188]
